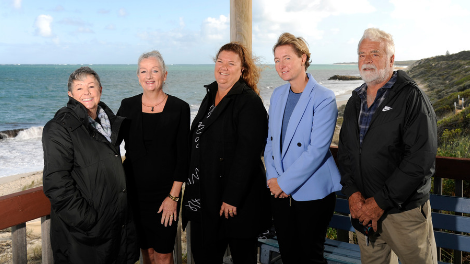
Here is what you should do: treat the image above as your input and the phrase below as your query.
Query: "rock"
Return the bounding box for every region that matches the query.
[328,75,362,81]
[0,129,24,140]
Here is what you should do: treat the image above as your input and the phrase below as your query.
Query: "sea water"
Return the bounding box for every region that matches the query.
[0,64,363,177]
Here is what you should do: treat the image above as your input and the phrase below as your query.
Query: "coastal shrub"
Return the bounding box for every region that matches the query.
[438,133,470,159]
[437,108,470,142]
[455,75,470,86]
[435,105,452,118]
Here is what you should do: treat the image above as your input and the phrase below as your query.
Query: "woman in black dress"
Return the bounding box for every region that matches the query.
[182,42,271,264]
[118,50,189,264]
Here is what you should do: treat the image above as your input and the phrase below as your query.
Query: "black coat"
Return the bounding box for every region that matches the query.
[337,70,437,214]
[183,79,271,239]
[42,97,139,264]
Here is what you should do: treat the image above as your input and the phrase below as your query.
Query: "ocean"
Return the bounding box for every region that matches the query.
[0,64,363,178]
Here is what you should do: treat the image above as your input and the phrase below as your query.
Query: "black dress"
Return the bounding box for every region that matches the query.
[118,94,190,253]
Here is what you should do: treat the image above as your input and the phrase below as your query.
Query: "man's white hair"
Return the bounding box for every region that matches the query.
[357,28,395,58]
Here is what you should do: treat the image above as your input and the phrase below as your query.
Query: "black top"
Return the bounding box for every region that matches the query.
[118,94,190,202]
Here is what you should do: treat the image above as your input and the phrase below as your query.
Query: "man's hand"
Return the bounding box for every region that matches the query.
[358,197,385,232]
[348,191,365,219]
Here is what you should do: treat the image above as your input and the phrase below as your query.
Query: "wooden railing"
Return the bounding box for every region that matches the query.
[1,146,469,264]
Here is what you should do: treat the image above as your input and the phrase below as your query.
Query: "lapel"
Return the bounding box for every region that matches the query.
[191,79,245,135]
[281,73,316,159]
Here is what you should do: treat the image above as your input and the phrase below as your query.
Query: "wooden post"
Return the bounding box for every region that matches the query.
[41,215,53,264]
[454,180,463,264]
[230,0,252,52]
[433,177,442,262]
[12,223,27,264]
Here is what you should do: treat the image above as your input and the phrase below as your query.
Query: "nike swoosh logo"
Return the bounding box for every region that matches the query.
[382,106,392,111]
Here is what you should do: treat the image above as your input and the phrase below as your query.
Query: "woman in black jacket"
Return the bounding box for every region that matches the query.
[182,42,271,264]
[42,67,139,264]
[117,50,190,264]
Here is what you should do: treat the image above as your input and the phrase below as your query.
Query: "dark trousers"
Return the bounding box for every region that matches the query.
[271,192,336,264]
[190,221,258,264]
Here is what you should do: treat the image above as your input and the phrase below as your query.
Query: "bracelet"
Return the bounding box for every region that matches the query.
[168,194,180,202]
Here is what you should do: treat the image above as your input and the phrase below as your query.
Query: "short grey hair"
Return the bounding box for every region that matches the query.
[137,50,167,75]
[67,67,102,92]
[358,28,395,58]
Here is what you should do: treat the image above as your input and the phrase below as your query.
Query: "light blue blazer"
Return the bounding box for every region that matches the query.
[264,73,342,201]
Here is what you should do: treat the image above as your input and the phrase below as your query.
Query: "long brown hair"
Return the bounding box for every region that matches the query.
[215,42,261,96]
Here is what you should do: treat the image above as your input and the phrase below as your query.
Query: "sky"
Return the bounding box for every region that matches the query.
[1,0,469,64]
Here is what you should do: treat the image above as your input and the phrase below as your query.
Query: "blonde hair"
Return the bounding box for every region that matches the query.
[215,42,261,96]
[273,32,311,70]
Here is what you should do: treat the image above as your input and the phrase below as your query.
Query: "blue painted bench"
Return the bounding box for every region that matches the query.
[258,193,470,264]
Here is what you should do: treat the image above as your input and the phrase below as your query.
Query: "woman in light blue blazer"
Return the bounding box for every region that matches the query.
[264,33,342,264]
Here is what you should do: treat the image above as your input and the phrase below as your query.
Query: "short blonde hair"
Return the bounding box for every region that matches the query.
[273,33,311,70]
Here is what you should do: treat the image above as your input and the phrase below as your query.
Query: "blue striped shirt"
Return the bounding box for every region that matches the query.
[356,71,397,146]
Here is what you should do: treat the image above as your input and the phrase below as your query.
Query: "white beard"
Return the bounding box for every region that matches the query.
[360,63,391,85]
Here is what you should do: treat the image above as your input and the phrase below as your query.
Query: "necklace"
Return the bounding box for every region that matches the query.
[142,94,168,112]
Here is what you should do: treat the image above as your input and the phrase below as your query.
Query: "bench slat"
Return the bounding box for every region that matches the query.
[434,231,470,252]
[329,214,355,232]
[432,212,470,234]
[335,198,350,214]
[430,194,470,214]
[325,245,361,259]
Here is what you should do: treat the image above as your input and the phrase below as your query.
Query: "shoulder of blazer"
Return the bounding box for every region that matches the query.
[119,94,142,116]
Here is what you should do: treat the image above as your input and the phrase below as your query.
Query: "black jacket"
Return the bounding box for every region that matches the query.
[42,97,139,264]
[183,79,271,238]
[337,70,437,214]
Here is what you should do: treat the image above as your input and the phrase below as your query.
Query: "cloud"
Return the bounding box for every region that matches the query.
[389,0,470,59]
[201,15,229,40]
[13,0,21,9]
[119,8,128,17]
[252,0,376,43]
[34,15,53,37]
[105,24,116,30]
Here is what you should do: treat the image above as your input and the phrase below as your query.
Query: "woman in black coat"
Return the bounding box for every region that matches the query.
[117,51,189,264]
[182,42,271,264]
[42,67,139,264]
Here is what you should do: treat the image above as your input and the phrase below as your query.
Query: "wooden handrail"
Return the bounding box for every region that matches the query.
[0,186,50,230]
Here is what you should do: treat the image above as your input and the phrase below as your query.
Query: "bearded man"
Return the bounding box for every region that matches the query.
[337,28,438,264]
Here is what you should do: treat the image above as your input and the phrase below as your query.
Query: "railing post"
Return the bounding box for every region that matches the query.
[12,223,27,264]
[41,215,53,263]
[433,177,442,262]
[454,180,463,264]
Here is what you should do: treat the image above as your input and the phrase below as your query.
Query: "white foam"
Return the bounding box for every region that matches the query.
[15,126,43,140]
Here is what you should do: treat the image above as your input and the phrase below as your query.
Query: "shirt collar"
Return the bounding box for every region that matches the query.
[355,71,398,98]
